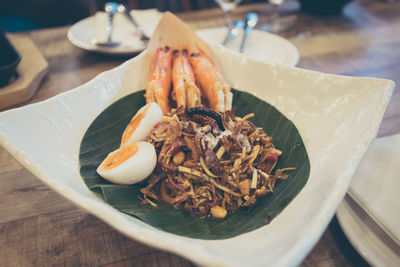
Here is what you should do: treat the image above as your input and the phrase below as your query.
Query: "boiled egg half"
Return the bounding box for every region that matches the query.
[97,141,157,185]
[120,102,162,147]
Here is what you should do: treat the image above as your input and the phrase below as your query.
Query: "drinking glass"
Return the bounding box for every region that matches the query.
[214,0,243,29]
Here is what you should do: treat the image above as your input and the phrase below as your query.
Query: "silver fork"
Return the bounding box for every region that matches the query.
[117,4,150,42]
[93,2,120,47]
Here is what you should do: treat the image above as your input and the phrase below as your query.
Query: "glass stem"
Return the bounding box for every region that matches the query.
[271,4,280,22]
[270,4,281,32]
[224,9,233,29]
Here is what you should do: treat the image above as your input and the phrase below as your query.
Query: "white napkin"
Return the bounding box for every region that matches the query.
[93,9,162,48]
[349,133,400,245]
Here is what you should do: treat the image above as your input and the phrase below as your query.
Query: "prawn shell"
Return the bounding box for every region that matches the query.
[146,12,213,85]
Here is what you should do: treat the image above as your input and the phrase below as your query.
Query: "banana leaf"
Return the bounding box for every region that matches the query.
[79,89,310,239]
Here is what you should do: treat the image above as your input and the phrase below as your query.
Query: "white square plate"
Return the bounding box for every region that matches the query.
[0,45,394,267]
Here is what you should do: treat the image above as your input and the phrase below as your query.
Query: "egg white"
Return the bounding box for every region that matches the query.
[97,141,157,185]
[121,102,162,147]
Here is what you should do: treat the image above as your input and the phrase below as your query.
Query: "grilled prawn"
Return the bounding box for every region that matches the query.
[172,49,201,109]
[189,49,232,112]
[145,46,173,115]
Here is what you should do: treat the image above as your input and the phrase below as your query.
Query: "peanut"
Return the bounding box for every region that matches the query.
[238,179,251,196]
[256,186,268,197]
[173,151,185,165]
[210,205,227,219]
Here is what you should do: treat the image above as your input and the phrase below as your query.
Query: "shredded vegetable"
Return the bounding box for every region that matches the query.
[139,107,295,218]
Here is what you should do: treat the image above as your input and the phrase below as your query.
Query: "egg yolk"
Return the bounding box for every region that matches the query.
[121,113,144,147]
[101,144,138,171]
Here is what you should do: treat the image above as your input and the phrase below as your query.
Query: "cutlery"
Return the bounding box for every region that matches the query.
[222,20,245,45]
[117,3,150,42]
[239,12,258,53]
[348,188,400,246]
[93,2,120,47]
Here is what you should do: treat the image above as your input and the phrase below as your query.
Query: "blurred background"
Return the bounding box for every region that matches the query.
[0,0,268,32]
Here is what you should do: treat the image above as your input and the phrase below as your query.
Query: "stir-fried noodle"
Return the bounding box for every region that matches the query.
[139,107,295,218]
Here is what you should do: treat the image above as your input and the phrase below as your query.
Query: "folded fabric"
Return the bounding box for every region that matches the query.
[349,133,400,245]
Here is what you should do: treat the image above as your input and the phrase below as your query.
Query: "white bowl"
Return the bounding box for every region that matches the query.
[0,45,394,267]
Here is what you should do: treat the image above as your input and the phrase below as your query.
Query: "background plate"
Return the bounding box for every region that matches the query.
[337,195,400,267]
[67,10,161,55]
[196,27,299,66]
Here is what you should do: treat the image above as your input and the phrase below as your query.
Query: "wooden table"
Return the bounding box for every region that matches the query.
[1,0,399,266]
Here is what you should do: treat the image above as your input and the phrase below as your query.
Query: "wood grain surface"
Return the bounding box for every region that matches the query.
[1,0,400,266]
[0,35,49,109]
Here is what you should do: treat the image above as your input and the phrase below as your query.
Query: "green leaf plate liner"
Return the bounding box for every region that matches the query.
[79,89,310,239]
